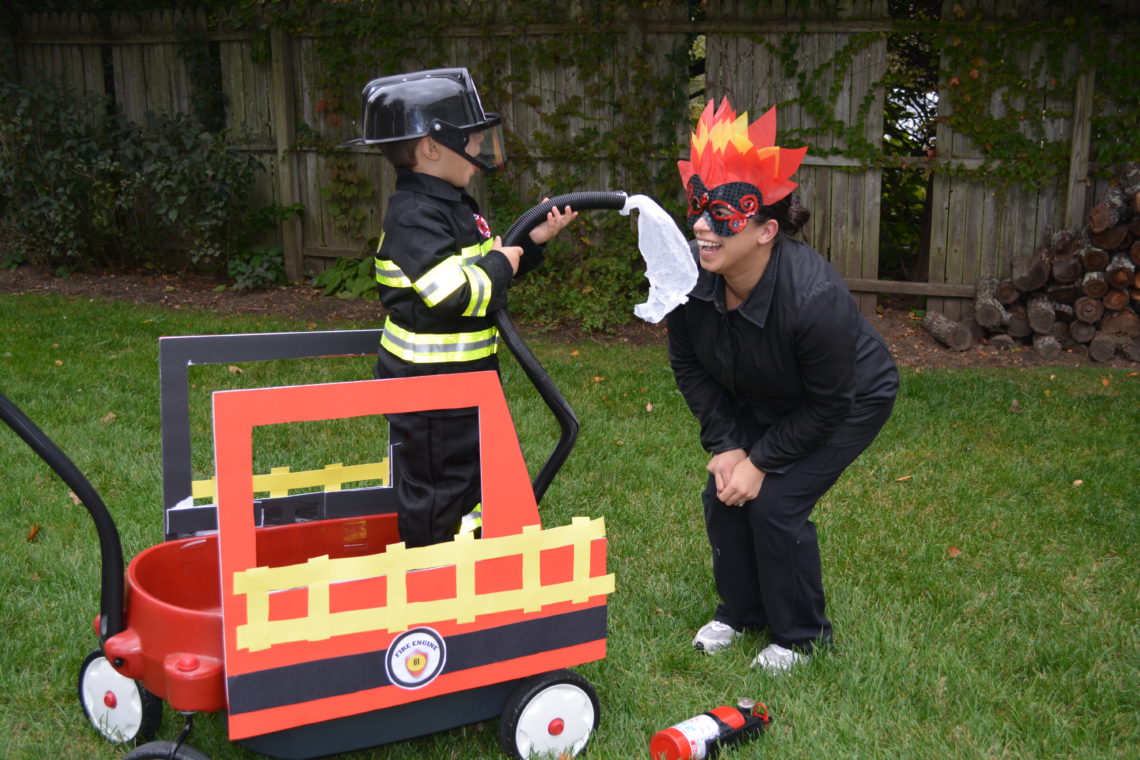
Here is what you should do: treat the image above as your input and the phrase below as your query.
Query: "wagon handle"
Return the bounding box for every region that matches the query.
[495,191,628,503]
[0,392,125,642]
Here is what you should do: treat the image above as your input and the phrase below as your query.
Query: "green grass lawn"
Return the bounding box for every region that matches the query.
[1,293,1136,759]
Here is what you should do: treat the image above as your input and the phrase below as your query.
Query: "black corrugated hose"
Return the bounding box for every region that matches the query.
[494,191,628,504]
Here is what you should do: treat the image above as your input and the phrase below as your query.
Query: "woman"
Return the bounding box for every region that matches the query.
[667,99,898,673]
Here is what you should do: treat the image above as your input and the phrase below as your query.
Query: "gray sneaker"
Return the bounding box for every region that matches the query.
[750,643,808,673]
[692,620,742,653]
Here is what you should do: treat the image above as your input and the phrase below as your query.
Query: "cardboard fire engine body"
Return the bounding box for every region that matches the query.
[210,372,613,741]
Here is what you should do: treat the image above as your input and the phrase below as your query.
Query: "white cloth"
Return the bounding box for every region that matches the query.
[620,194,697,323]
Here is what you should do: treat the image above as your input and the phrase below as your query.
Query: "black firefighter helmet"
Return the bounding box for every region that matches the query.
[344,67,505,171]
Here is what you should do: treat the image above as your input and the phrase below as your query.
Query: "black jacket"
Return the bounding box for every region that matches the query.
[667,234,898,475]
[375,168,544,378]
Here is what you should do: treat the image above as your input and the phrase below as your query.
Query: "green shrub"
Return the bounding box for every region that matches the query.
[0,79,289,279]
[312,255,379,301]
[510,218,646,333]
[226,244,288,291]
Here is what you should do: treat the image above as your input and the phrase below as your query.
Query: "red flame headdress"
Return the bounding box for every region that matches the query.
[678,98,808,206]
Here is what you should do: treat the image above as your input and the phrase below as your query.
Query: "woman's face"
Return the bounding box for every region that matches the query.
[692,214,760,276]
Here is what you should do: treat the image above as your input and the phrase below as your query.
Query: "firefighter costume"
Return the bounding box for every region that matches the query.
[348,68,546,547]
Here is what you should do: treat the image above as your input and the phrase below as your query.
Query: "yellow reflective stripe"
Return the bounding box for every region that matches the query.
[414,256,466,307]
[375,258,412,287]
[458,503,483,535]
[456,239,495,315]
[375,232,411,287]
[376,239,495,300]
[461,264,493,317]
[380,320,498,363]
[460,238,495,259]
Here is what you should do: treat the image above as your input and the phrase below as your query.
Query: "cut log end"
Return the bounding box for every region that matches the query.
[922,311,973,351]
[1088,332,1120,363]
[1032,333,1062,361]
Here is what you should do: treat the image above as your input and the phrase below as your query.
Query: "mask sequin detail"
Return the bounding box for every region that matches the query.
[686,176,762,237]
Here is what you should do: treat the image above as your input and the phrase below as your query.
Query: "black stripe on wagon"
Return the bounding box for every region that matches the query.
[227,605,607,715]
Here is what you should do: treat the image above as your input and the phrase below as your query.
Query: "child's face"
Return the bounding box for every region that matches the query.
[419,134,482,189]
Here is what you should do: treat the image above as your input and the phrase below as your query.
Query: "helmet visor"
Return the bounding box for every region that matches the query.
[466,121,506,171]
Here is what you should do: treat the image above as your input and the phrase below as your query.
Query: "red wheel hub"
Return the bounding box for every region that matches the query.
[103,691,117,708]
[547,718,565,736]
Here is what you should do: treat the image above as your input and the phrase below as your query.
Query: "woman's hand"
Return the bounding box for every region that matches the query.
[708,449,765,506]
[528,201,578,244]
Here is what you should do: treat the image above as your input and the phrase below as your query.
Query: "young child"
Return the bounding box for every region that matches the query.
[347,68,576,547]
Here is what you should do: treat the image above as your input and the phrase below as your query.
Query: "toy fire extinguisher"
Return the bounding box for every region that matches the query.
[649,698,771,759]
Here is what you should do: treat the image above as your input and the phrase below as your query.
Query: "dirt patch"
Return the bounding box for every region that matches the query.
[2,265,1136,370]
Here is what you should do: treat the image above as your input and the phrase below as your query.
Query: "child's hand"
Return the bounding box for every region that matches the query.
[493,236,524,274]
[528,201,579,245]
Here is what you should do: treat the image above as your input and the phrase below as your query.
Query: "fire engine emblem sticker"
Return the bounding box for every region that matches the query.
[385,627,446,689]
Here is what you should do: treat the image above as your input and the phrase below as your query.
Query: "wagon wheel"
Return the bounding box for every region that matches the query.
[77,649,162,744]
[122,740,211,760]
[498,669,600,759]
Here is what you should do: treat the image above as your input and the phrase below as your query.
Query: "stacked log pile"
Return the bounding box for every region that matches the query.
[975,164,1140,363]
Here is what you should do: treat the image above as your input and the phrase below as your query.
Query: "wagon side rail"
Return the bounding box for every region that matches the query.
[0,391,125,641]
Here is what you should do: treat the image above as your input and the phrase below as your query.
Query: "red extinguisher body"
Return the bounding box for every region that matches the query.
[650,699,771,759]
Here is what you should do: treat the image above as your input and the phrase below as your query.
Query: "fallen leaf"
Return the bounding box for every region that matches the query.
[592,376,604,383]
[1072,479,1083,487]
[68,491,81,506]
[1101,377,1110,387]
[54,359,63,365]
[1009,399,1022,413]
[947,546,962,558]
[570,350,580,356]
[228,365,244,375]
[645,402,654,412]
[100,412,117,424]
[25,524,40,542]
[894,475,913,482]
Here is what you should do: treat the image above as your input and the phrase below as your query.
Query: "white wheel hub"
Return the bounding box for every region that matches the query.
[512,682,595,758]
[80,655,146,743]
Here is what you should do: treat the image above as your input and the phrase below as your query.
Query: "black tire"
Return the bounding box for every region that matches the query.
[498,669,600,759]
[77,649,162,744]
[122,740,211,760]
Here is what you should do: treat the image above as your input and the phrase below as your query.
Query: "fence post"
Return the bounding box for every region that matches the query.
[270,27,303,281]
[1064,65,1095,231]
[0,26,16,81]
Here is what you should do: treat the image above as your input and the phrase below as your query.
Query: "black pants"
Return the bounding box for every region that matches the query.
[704,420,889,652]
[387,409,480,548]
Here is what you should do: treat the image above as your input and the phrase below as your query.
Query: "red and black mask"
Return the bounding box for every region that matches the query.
[685,175,763,237]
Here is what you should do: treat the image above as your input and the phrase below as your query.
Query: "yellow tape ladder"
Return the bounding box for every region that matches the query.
[233,516,614,652]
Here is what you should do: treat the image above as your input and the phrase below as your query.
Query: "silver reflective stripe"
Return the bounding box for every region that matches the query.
[375,259,412,287]
[380,321,499,363]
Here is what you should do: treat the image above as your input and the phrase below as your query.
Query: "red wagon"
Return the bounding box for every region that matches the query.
[5,354,613,760]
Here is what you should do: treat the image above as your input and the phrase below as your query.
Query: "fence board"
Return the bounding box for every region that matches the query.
[7,2,1129,316]
[704,0,887,315]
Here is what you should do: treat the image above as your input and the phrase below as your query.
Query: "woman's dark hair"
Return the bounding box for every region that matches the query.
[378,137,422,168]
[757,194,810,236]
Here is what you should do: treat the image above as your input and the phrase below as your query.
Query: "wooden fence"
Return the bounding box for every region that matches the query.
[4,1,1138,320]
